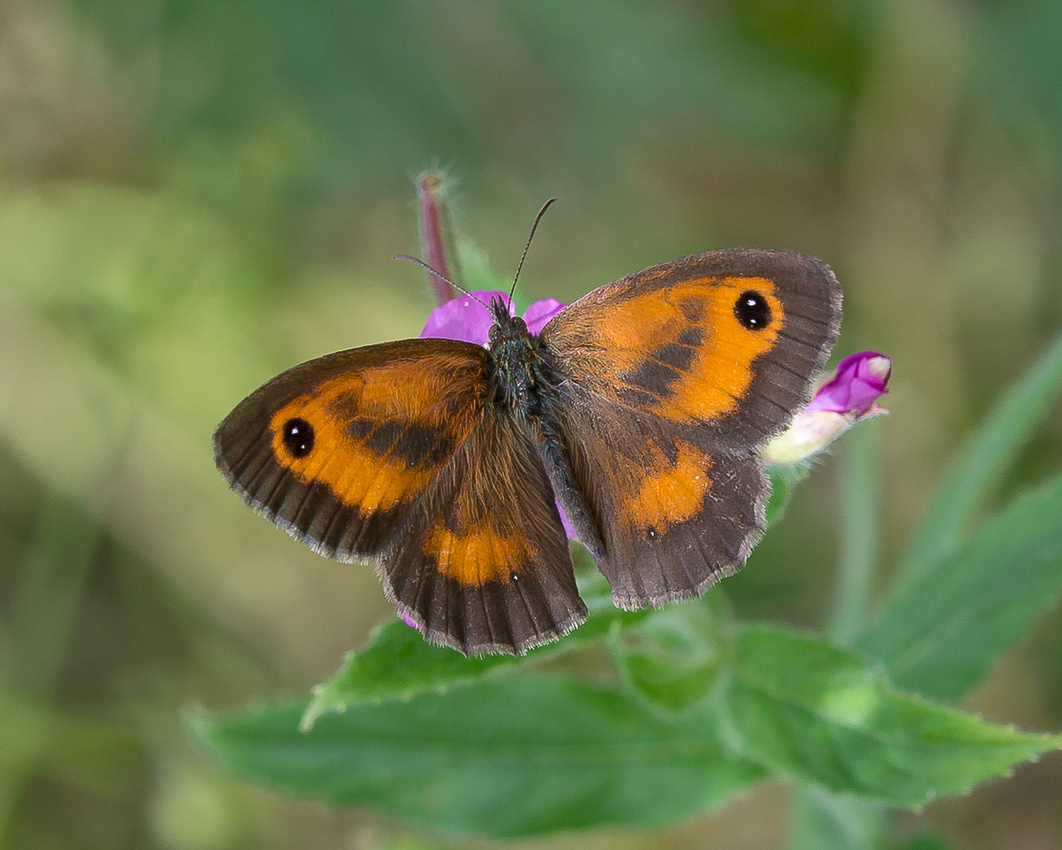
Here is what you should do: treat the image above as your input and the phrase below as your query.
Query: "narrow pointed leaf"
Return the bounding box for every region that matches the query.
[766,463,811,524]
[901,331,1062,583]
[856,474,1062,702]
[301,619,520,729]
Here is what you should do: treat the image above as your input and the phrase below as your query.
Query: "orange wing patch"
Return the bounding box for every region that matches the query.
[417,426,542,587]
[620,441,712,538]
[425,524,523,586]
[547,275,784,425]
[267,356,483,514]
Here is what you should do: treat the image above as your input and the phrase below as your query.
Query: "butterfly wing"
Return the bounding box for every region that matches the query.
[214,339,584,655]
[539,248,842,608]
[381,401,586,655]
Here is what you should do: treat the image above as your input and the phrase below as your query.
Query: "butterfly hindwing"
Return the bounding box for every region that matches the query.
[213,338,585,654]
[383,410,585,654]
[543,390,768,608]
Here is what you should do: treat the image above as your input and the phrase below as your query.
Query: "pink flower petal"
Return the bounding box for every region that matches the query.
[522,298,567,335]
[421,293,568,345]
[420,290,508,344]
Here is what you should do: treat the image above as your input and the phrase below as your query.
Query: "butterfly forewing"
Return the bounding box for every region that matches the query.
[214,341,482,558]
[541,248,842,453]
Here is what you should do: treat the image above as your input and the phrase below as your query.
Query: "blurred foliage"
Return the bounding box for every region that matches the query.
[2,0,1062,848]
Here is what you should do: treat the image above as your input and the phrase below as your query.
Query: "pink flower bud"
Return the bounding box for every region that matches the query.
[805,351,892,416]
[417,172,459,305]
[765,351,892,465]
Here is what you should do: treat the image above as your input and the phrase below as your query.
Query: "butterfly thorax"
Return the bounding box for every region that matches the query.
[487,304,544,415]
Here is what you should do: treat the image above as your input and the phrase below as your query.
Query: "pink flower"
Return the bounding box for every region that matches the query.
[765,351,892,465]
[420,290,566,345]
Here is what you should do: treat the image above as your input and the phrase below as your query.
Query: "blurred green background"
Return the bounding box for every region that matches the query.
[2,1,1061,848]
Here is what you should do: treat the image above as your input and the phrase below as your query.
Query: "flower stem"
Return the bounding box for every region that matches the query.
[830,419,881,646]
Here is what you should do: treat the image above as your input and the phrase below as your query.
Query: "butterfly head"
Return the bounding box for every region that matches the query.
[487,295,528,345]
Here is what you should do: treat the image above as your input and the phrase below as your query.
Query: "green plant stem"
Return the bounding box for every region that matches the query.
[789,422,886,849]
[0,495,101,843]
[830,422,882,646]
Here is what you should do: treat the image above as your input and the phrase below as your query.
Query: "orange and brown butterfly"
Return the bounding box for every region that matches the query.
[213,219,842,656]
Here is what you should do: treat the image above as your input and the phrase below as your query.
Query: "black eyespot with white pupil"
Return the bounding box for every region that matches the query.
[281,418,315,458]
[734,290,772,330]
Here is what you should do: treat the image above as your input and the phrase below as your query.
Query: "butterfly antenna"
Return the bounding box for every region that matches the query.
[393,254,490,309]
[509,197,557,308]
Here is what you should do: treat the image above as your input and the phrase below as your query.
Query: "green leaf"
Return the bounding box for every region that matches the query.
[610,595,731,717]
[787,787,888,850]
[899,832,957,850]
[301,560,649,729]
[300,619,523,730]
[900,331,1062,584]
[715,625,1061,806]
[856,473,1062,702]
[193,676,765,838]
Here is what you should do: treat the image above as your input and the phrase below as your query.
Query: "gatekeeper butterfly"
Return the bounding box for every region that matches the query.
[214,227,841,655]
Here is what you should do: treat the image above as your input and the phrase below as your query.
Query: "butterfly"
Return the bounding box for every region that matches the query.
[214,246,842,655]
